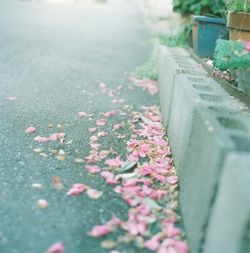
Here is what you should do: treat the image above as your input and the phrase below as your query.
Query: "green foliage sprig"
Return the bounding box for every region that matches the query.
[134,59,157,81]
[226,0,250,12]
[172,0,226,16]
[158,25,189,48]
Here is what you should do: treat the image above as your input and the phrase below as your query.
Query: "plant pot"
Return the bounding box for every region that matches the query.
[192,15,228,58]
[227,11,250,41]
[237,67,250,96]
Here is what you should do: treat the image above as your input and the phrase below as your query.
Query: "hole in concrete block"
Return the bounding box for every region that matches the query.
[193,84,213,92]
[231,135,250,152]
[199,94,223,103]
[188,77,206,83]
[217,117,247,131]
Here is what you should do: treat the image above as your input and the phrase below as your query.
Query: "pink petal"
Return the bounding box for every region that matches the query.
[49,133,65,141]
[100,171,114,179]
[89,225,112,237]
[89,128,97,133]
[89,136,98,142]
[34,136,50,143]
[25,127,37,134]
[97,131,108,137]
[145,237,160,251]
[174,241,189,253]
[86,188,103,199]
[105,156,123,167]
[38,199,48,209]
[96,119,106,126]
[85,165,101,174]
[67,183,88,196]
[78,112,88,117]
[102,110,116,117]
[46,242,64,253]
[166,176,178,185]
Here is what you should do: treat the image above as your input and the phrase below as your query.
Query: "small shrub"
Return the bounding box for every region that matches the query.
[133,59,157,81]
[158,26,190,48]
[214,39,250,70]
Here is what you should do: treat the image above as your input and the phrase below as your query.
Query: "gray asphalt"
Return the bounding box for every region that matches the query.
[0,1,156,252]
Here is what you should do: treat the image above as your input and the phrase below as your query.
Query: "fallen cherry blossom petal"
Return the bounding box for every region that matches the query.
[105,156,123,167]
[85,165,101,174]
[145,237,160,251]
[25,127,37,134]
[78,112,88,117]
[46,242,64,253]
[89,127,97,133]
[67,183,88,196]
[89,225,112,237]
[166,176,178,185]
[86,188,103,199]
[97,131,108,137]
[49,133,65,141]
[102,110,116,117]
[34,136,50,143]
[38,199,48,209]
[96,119,106,126]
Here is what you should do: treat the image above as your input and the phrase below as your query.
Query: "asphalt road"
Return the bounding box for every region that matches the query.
[0,1,156,252]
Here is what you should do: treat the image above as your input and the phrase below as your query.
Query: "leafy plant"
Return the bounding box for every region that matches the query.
[133,59,157,80]
[214,39,250,70]
[158,25,190,48]
[226,0,250,12]
[172,0,226,17]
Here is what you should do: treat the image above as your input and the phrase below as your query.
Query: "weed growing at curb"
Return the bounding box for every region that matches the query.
[133,59,158,81]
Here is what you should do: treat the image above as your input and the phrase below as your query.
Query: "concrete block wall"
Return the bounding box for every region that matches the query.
[157,45,250,253]
[203,153,250,253]
[157,46,208,127]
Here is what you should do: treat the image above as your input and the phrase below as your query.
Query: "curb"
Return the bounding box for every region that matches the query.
[157,45,250,253]
[203,152,250,253]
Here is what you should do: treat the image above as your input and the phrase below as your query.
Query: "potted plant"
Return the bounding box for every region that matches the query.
[172,0,227,52]
[227,0,250,41]
[214,39,250,95]
[191,0,228,58]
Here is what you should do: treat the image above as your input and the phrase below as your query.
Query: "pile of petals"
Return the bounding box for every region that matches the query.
[87,106,188,253]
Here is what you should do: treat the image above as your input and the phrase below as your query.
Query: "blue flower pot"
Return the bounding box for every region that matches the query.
[192,15,228,58]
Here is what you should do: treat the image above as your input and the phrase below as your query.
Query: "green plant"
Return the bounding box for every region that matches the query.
[214,39,250,69]
[226,0,250,12]
[172,0,226,16]
[133,59,157,80]
[158,25,190,48]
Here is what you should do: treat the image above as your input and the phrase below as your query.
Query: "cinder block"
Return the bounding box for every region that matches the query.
[157,46,250,253]
[157,46,207,127]
[167,73,242,170]
[203,152,250,253]
[180,107,250,253]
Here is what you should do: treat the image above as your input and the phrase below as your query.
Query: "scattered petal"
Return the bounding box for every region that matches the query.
[89,225,112,237]
[45,242,64,253]
[25,127,37,134]
[78,112,88,117]
[38,199,48,209]
[67,183,88,196]
[86,189,103,199]
[85,165,101,174]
